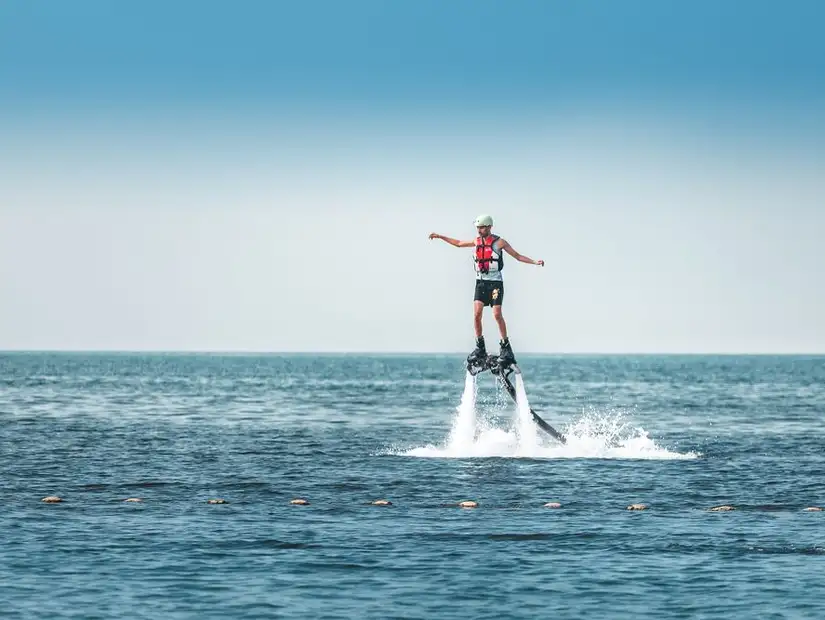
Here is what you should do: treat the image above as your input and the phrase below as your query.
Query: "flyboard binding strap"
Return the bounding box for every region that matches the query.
[466,354,566,444]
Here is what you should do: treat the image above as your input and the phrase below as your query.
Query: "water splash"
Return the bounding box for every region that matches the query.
[445,372,477,449]
[513,373,540,457]
[554,407,699,459]
[400,377,699,460]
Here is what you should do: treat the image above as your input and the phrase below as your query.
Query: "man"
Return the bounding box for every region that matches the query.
[429,214,544,368]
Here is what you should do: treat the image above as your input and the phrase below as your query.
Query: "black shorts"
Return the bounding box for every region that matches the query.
[474,279,504,307]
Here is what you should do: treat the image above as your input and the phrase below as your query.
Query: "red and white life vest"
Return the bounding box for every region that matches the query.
[474,234,503,275]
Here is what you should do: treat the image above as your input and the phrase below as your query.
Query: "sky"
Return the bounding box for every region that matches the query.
[1,0,824,353]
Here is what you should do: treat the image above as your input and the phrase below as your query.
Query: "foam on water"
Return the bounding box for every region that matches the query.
[401,373,699,460]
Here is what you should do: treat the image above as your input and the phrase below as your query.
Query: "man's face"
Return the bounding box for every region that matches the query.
[476,225,491,237]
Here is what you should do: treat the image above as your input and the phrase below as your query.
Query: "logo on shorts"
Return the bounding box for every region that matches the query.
[492,288,500,300]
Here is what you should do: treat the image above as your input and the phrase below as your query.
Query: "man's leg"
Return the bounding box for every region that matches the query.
[474,300,484,338]
[491,286,515,365]
[467,300,488,368]
[492,305,508,340]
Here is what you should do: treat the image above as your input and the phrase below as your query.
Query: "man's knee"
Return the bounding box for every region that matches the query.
[492,306,504,320]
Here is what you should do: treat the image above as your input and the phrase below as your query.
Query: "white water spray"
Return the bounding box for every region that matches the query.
[445,372,477,450]
[397,372,699,460]
[513,373,539,457]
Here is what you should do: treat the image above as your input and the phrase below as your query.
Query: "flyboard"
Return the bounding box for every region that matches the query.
[466,354,566,444]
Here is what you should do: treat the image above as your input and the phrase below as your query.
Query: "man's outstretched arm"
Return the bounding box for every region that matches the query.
[429,233,474,248]
[500,239,544,266]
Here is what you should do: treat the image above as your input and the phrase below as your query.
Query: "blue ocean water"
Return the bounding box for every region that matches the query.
[1,352,824,619]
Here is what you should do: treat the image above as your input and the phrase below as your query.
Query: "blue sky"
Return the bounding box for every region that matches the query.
[3,0,823,105]
[1,1,824,353]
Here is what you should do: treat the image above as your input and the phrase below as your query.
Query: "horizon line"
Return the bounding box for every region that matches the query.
[1,349,823,357]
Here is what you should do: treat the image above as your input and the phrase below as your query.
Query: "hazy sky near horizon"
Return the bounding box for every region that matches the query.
[2,0,824,353]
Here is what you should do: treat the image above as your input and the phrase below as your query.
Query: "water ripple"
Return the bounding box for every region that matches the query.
[1,353,825,619]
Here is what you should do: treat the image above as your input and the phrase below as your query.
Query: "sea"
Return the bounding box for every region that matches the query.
[1,352,823,619]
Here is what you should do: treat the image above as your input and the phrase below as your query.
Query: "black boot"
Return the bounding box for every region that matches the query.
[498,337,516,367]
[466,336,487,368]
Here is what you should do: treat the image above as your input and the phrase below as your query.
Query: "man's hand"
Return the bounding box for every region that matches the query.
[429,233,441,240]
[536,259,545,267]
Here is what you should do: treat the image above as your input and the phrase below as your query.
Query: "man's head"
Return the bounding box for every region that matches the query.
[474,214,493,237]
